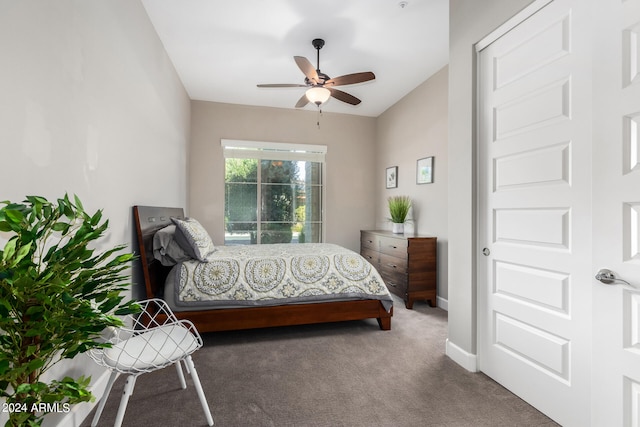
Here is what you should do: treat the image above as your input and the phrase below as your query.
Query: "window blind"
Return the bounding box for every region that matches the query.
[221,139,327,163]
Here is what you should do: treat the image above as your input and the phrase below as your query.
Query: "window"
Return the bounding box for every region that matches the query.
[222,140,326,245]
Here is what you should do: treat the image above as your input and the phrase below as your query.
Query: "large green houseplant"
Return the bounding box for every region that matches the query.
[0,195,139,427]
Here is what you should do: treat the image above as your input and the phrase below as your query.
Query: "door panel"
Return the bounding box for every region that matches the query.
[478,1,591,425]
[494,142,571,190]
[493,260,569,313]
[494,312,569,379]
[592,0,640,425]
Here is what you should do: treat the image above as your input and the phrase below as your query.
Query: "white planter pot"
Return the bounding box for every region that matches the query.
[392,222,404,234]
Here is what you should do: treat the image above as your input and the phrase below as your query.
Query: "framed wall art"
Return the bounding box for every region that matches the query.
[386,166,398,188]
[417,157,434,184]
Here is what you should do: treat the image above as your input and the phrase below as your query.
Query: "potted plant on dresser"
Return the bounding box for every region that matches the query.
[387,195,412,234]
[0,194,139,427]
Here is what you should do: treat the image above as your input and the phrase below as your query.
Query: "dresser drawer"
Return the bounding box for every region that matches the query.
[379,253,407,274]
[360,232,378,251]
[380,269,408,296]
[380,261,408,289]
[378,235,408,258]
[360,247,379,267]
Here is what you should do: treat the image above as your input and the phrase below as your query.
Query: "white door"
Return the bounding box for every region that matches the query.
[592,0,640,425]
[477,1,592,425]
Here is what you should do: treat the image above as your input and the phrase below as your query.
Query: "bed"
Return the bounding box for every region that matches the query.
[133,206,393,332]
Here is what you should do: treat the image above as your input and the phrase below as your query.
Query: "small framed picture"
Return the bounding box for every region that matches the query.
[417,157,434,184]
[386,166,398,189]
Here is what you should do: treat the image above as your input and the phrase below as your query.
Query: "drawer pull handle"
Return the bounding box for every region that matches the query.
[387,264,397,269]
[389,245,397,249]
[388,282,397,287]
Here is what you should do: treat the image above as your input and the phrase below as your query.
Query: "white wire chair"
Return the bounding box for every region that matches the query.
[89,298,214,427]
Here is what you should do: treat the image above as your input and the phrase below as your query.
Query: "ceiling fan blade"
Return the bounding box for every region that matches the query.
[257,84,307,88]
[325,72,375,87]
[295,94,309,108]
[294,56,319,83]
[328,88,361,105]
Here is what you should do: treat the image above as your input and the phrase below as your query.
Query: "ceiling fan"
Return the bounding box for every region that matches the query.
[257,38,376,108]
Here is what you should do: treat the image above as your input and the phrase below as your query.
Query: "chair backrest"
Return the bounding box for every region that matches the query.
[89,299,203,374]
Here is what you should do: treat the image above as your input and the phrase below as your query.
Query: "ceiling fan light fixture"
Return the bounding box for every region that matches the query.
[258,38,374,110]
[306,87,331,106]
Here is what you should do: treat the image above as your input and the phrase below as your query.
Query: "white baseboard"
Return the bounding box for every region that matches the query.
[44,369,114,427]
[436,296,448,311]
[445,339,478,372]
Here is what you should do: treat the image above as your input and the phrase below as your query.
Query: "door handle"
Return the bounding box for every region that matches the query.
[595,268,635,287]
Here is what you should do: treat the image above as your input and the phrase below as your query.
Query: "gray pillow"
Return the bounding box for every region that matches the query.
[152,225,192,266]
[171,217,216,262]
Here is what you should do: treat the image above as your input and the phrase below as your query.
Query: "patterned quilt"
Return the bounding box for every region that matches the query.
[171,243,393,312]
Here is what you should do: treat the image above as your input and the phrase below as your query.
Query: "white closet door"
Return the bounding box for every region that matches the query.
[592,0,640,425]
[477,1,592,425]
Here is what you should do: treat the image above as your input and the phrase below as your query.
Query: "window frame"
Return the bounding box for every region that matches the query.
[222,139,327,244]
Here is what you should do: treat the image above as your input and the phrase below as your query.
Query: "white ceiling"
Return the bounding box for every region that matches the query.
[141,0,449,117]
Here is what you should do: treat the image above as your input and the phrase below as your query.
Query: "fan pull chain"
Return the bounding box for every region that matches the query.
[316,107,323,129]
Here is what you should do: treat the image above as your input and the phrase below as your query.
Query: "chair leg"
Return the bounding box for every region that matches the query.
[114,375,137,427]
[184,355,214,426]
[91,371,119,427]
[175,360,187,389]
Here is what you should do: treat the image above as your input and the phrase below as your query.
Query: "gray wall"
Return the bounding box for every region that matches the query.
[375,66,449,302]
[0,1,190,425]
[447,0,534,365]
[189,101,377,252]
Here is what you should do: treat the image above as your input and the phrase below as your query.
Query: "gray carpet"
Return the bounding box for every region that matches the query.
[81,296,558,427]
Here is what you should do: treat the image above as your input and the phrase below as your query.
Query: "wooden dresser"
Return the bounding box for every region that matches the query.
[360,230,437,309]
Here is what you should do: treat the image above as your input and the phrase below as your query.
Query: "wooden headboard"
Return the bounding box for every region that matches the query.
[133,206,185,299]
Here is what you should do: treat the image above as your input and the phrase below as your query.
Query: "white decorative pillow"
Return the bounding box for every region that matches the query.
[171,217,215,262]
